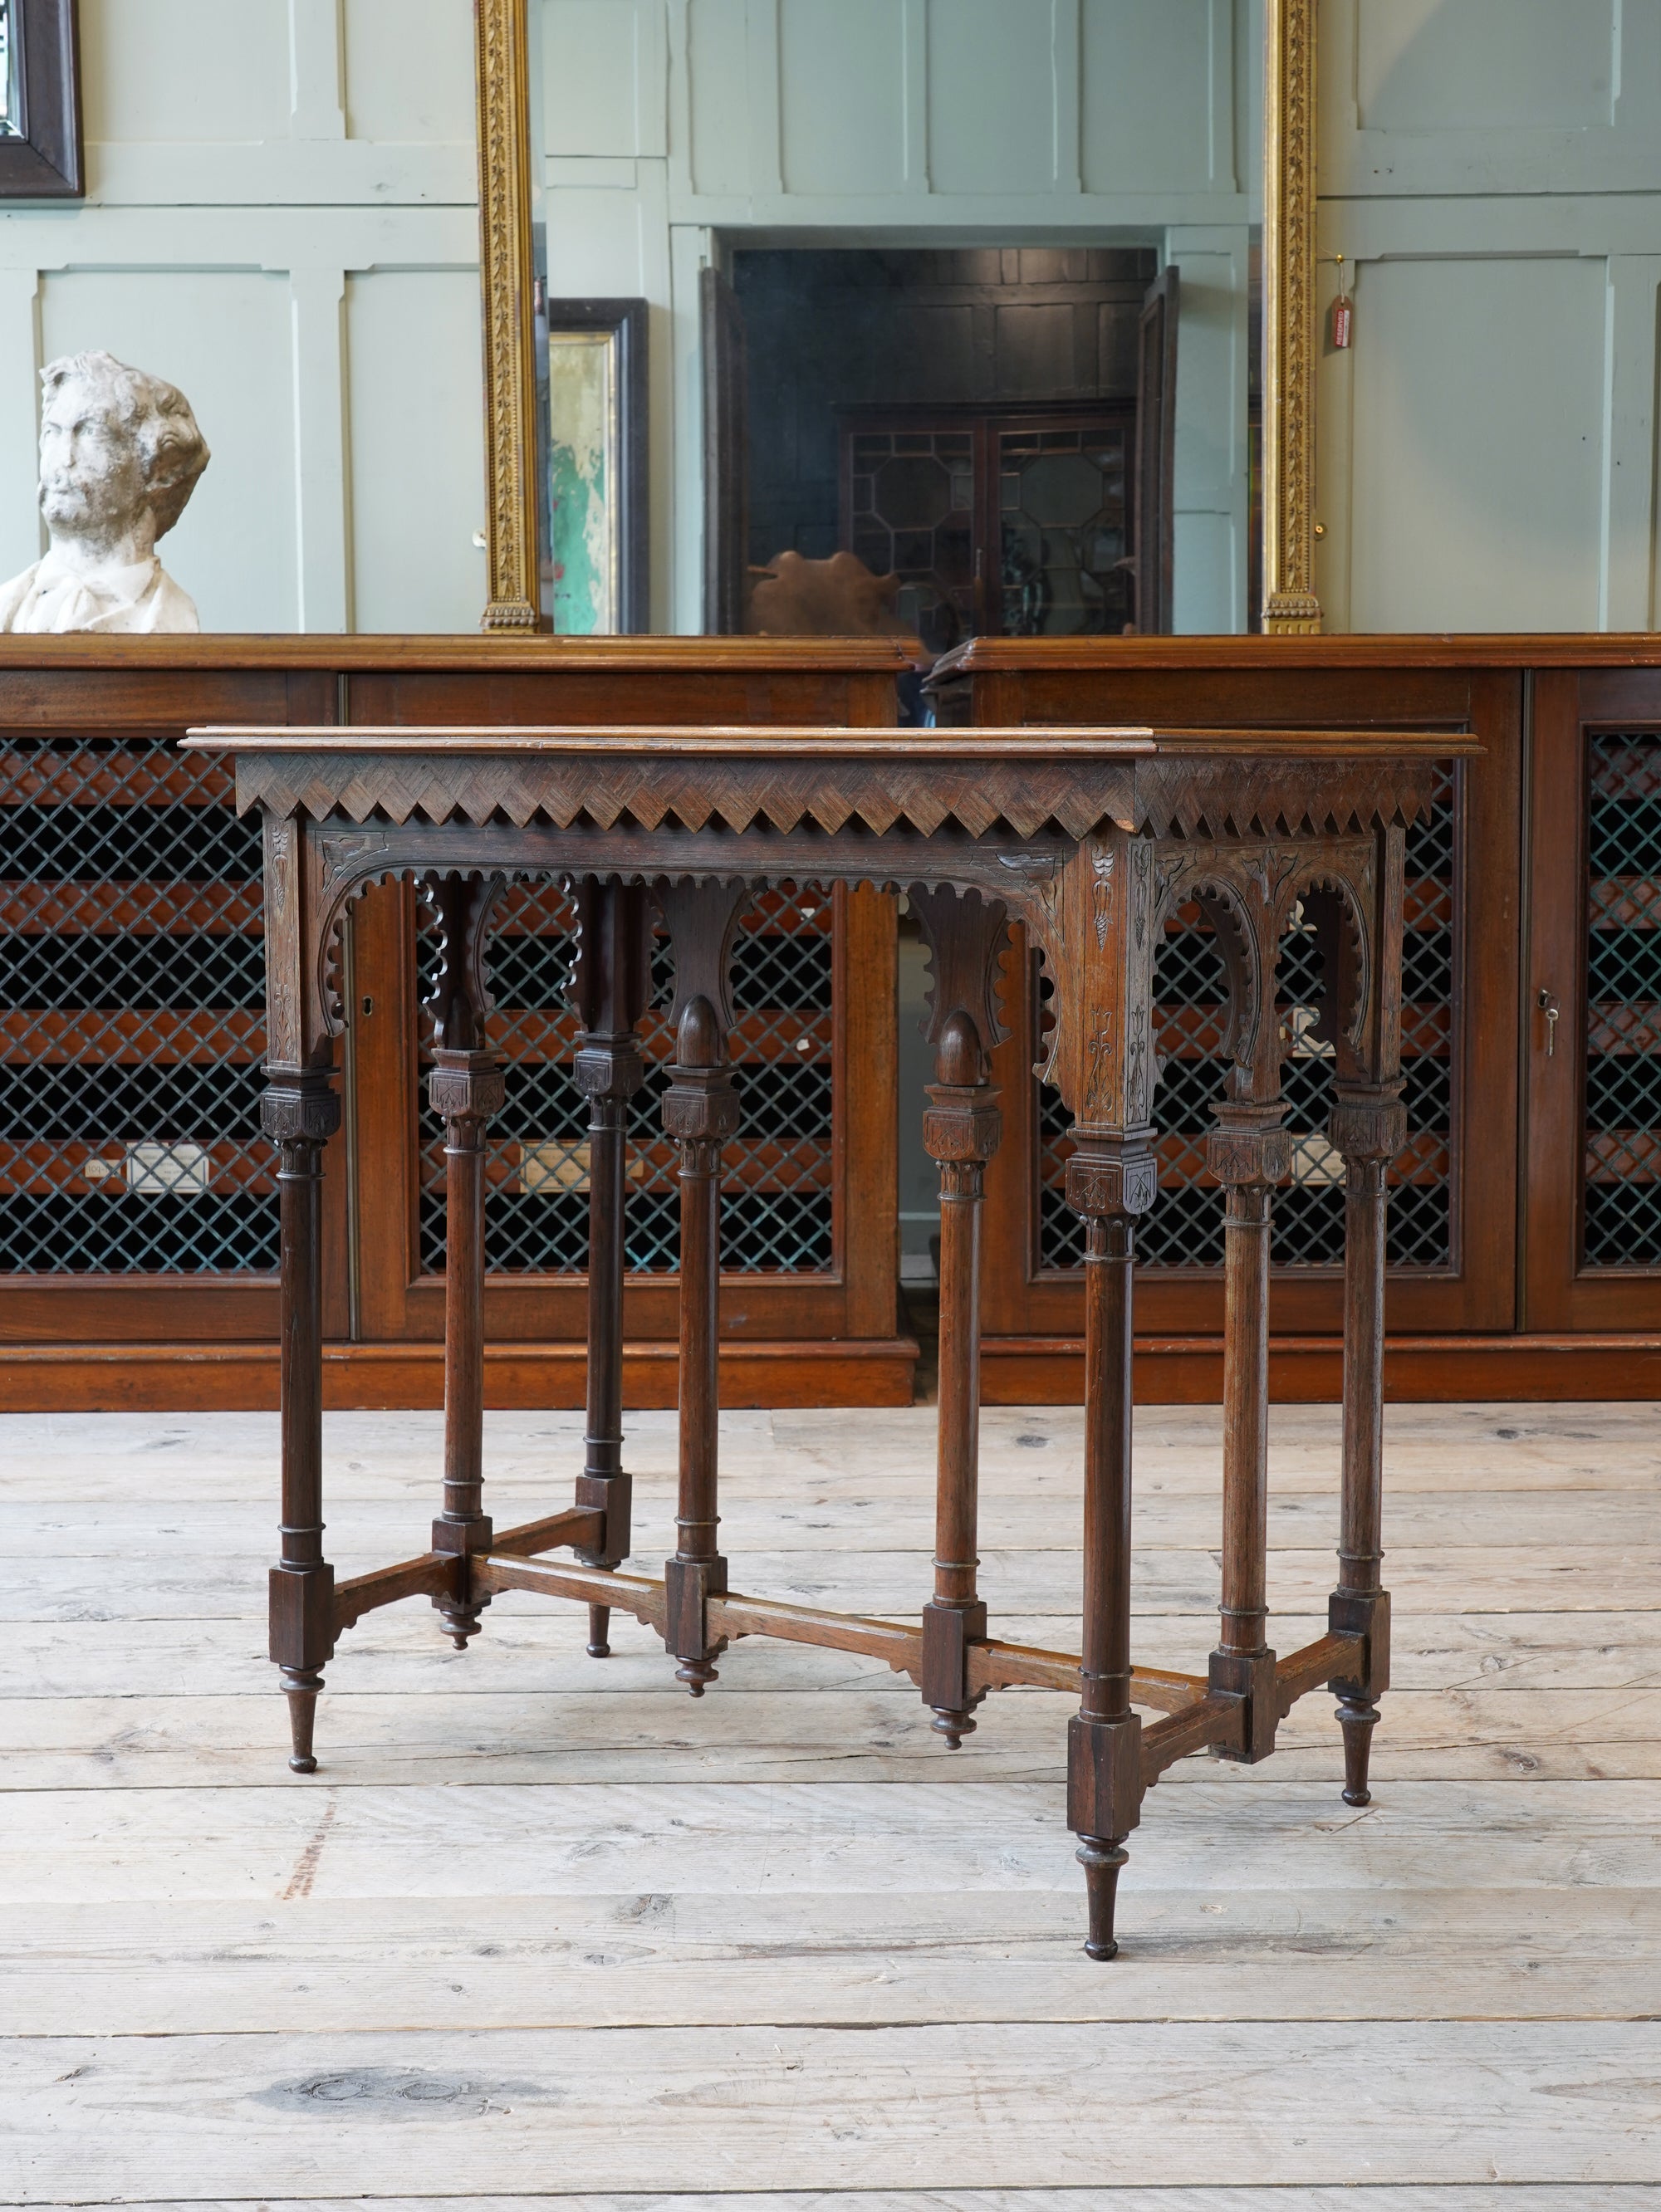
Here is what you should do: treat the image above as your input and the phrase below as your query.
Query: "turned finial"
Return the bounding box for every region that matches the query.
[676,992,722,1070]
[937,1007,982,1087]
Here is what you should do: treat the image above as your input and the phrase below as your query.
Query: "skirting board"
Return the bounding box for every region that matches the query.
[983,1334,1661,1404]
[0,1337,920,1414]
[5,1333,1653,1412]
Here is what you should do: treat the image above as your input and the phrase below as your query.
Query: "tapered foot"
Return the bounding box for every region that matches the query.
[931,1707,977,1749]
[1336,1694,1379,1805]
[587,1603,612,1659]
[675,1656,719,1696]
[1076,1833,1128,1960]
[282,1666,324,1774]
[438,1604,486,1652]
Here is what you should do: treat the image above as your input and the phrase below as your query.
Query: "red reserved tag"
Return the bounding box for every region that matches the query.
[1330,293,1354,350]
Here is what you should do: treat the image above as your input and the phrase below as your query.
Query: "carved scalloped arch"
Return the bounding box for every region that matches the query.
[1152,860,1263,1102]
[1288,857,1373,1064]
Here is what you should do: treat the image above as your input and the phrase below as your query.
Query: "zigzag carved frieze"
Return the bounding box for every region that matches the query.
[1136,757,1444,840]
[234,751,1144,844]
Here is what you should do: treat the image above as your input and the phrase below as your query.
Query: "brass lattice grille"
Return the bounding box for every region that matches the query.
[1584,732,1661,1267]
[416,882,836,1276]
[0,737,274,1275]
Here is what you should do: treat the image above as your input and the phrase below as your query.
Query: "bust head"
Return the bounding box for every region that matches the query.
[37,350,209,561]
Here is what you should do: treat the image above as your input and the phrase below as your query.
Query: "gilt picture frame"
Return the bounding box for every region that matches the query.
[473,0,1320,635]
[0,0,82,199]
[537,291,649,637]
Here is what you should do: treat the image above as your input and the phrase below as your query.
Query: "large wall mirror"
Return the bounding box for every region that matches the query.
[475,0,1317,641]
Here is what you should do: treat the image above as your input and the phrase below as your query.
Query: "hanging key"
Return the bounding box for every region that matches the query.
[1537,987,1560,1059]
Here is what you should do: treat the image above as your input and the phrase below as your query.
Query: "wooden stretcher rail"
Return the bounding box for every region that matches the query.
[473,1553,667,1632]
[489,1506,604,1559]
[333,1552,452,1633]
[1141,1691,1247,1780]
[1276,1630,1363,1706]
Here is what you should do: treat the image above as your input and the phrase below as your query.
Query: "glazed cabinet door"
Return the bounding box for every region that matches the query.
[1525,671,1661,1329]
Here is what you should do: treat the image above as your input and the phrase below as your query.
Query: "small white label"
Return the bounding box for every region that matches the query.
[125,1142,212,1196]
[1290,1135,1345,1187]
[522,1140,590,1194]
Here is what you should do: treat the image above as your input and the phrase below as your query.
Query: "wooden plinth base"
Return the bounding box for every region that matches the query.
[982,1331,1661,1404]
[0,1337,919,1414]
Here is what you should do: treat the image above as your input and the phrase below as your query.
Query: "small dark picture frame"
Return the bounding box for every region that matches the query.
[0,0,81,198]
[534,288,649,634]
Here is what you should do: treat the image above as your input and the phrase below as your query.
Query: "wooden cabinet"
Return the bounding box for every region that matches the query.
[933,635,1661,1398]
[1524,670,1661,1336]
[0,636,914,1412]
[5,632,1659,1410]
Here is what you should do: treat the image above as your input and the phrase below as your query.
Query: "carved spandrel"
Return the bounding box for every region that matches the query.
[420,870,508,1055]
[908,884,1011,1064]
[656,880,752,1041]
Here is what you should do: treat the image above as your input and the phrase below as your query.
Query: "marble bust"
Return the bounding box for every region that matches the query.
[0,350,210,633]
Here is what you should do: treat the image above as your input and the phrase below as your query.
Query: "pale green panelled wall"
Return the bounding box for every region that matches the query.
[537,0,1263,634]
[1316,0,1661,633]
[0,0,483,633]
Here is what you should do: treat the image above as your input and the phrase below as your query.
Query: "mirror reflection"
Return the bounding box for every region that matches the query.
[530,0,1263,644]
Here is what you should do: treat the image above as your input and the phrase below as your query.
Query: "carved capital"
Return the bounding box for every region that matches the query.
[936,1159,987,1203]
[429,1050,507,1123]
[1066,1146,1159,1221]
[1329,1092,1407,1164]
[573,1040,646,1104]
[663,1071,742,1146]
[1206,1126,1294,1187]
[261,1079,341,1146]
[922,1085,1002,1166]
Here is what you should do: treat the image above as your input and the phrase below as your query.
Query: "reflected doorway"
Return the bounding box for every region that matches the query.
[705,244,1181,648]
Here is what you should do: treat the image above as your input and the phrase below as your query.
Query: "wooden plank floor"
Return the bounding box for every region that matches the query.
[2,1401,1659,2207]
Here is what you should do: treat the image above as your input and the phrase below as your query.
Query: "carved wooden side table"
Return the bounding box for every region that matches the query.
[189,718,1473,1958]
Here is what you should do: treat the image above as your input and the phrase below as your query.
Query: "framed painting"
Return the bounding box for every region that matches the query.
[536,290,649,635]
[0,0,81,198]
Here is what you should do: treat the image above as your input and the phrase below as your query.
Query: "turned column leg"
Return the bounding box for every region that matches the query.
[1207,1105,1291,1760]
[920,1011,1002,1745]
[571,878,653,1658]
[264,1072,341,1774]
[1066,1181,1147,1960]
[1327,1086,1404,1805]
[429,1043,505,1646]
[424,870,507,1650]
[663,994,740,1693]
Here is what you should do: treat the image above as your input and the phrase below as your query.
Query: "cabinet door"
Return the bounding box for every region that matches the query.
[1525,670,1661,1329]
[982,666,1524,1342]
[350,875,897,1352]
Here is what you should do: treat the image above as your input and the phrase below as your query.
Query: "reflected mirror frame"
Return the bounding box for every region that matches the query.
[0,0,81,199]
[473,0,1320,638]
[1262,0,1320,635]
